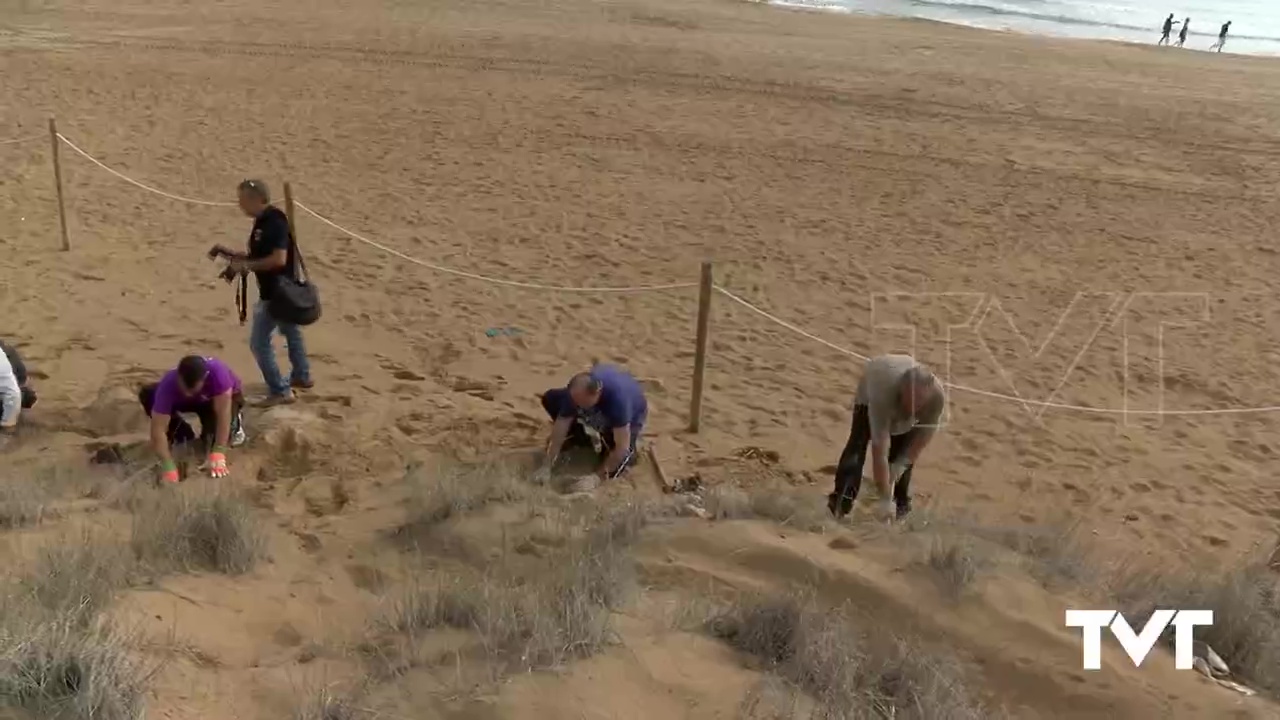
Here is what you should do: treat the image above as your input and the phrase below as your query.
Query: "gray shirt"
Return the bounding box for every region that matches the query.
[854,355,945,438]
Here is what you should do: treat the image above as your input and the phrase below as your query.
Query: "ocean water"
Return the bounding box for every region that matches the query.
[773,0,1280,56]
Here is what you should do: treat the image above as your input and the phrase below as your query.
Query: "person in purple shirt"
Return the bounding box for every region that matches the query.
[536,363,648,483]
[138,356,245,483]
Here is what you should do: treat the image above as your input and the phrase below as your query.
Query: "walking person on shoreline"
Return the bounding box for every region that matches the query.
[1159,14,1178,46]
[218,180,314,406]
[1177,17,1190,47]
[1211,21,1231,52]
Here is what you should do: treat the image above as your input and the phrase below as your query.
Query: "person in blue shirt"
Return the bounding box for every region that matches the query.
[536,364,648,483]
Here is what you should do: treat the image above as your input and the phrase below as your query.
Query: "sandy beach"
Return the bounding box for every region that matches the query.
[3,0,1280,716]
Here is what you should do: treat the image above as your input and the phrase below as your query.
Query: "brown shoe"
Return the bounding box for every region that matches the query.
[291,378,314,390]
[255,392,296,408]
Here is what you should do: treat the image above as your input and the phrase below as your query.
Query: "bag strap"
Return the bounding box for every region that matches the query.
[236,272,248,325]
[288,225,309,285]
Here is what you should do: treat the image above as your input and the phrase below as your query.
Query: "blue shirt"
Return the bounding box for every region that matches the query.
[555,364,647,432]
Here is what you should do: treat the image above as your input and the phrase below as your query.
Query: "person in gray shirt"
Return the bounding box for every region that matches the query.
[829,355,945,521]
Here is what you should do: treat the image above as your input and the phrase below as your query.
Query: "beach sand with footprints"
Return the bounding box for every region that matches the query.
[2,0,1280,716]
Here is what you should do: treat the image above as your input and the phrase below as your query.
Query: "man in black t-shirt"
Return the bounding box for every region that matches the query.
[225,179,313,406]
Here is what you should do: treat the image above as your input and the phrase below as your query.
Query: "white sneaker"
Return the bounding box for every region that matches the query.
[230,412,247,448]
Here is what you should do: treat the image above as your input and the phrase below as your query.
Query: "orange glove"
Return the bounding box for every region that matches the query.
[207,449,230,479]
[159,459,180,484]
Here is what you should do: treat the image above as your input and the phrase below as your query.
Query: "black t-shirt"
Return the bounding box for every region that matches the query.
[248,206,292,301]
[0,341,26,386]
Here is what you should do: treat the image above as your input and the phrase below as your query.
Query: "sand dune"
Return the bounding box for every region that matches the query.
[3,0,1280,715]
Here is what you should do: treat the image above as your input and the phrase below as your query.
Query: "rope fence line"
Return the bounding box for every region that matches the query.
[56,133,237,207]
[713,286,1280,417]
[295,202,699,294]
[0,133,43,146]
[42,127,1280,419]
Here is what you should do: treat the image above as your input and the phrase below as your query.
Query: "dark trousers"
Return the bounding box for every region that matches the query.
[540,389,640,479]
[139,384,244,454]
[830,404,916,517]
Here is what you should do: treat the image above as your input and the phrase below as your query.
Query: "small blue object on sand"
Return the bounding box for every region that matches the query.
[485,327,523,338]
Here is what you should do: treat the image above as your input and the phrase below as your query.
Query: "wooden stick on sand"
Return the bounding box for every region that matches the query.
[646,443,673,493]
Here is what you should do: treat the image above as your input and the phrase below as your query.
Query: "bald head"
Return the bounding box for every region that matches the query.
[568,372,604,409]
[900,364,940,416]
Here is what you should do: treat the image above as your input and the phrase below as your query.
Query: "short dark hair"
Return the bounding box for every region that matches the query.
[177,355,209,389]
[238,179,270,203]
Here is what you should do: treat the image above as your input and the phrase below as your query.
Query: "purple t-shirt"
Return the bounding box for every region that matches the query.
[151,357,241,415]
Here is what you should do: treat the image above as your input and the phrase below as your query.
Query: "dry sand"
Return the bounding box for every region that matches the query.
[4,0,1280,716]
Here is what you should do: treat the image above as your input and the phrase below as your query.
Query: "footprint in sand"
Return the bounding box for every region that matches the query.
[272,623,304,648]
[316,394,353,407]
[378,358,426,382]
[828,536,857,550]
[346,563,388,592]
[293,531,322,553]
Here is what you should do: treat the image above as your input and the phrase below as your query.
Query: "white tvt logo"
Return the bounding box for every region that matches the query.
[1066,609,1214,670]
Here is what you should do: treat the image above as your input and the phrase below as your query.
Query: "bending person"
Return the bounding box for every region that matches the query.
[0,340,38,411]
[830,355,945,522]
[0,347,21,435]
[536,363,647,483]
[139,355,245,483]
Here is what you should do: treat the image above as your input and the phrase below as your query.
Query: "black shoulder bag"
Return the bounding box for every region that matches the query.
[267,228,322,326]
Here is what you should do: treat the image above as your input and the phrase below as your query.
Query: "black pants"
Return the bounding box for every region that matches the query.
[830,404,915,517]
[540,389,639,479]
[139,384,244,454]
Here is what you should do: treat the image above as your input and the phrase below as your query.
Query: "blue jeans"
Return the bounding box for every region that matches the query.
[250,300,311,396]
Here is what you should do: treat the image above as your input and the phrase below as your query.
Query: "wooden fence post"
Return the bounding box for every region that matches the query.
[688,262,714,433]
[48,118,70,252]
[283,181,297,237]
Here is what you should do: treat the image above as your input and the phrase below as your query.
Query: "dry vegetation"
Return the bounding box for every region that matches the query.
[925,533,987,599]
[707,484,1280,702]
[705,591,986,720]
[702,484,832,532]
[4,451,1279,720]
[1112,558,1280,695]
[397,459,533,539]
[292,685,362,720]
[367,493,650,681]
[0,466,266,720]
[130,482,267,575]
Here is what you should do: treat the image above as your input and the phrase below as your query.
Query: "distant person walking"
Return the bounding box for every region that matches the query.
[1177,18,1190,47]
[1211,21,1231,52]
[221,179,313,406]
[1159,14,1178,46]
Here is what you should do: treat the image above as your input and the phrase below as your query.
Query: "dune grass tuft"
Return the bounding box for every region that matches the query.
[130,482,267,575]
[706,592,985,719]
